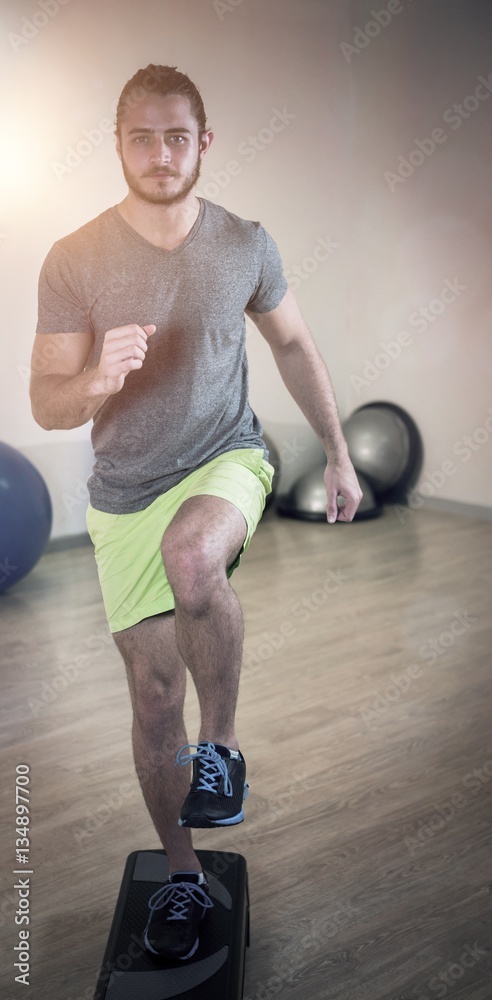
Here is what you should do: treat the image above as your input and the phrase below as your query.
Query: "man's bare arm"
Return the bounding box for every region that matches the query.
[247,289,363,522]
[30,325,156,430]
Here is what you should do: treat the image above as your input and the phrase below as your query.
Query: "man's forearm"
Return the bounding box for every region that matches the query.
[30,370,110,431]
[270,338,349,461]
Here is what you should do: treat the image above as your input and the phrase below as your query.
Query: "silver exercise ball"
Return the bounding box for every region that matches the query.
[342,405,411,494]
[262,431,280,510]
[276,468,381,521]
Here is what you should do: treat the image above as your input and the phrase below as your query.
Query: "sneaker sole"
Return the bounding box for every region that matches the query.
[143,930,158,955]
[180,935,200,961]
[144,930,200,961]
[178,809,244,828]
[212,808,245,826]
[178,784,249,828]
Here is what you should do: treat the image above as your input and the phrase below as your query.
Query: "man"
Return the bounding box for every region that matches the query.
[30,65,362,962]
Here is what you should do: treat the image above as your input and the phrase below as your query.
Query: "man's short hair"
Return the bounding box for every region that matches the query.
[115,64,207,136]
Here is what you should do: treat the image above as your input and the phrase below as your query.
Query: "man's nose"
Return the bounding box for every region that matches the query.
[150,137,172,162]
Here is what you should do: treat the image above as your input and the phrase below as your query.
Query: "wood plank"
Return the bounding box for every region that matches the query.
[0,506,491,999]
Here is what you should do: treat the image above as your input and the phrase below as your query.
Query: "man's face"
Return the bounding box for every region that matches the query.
[116,93,212,206]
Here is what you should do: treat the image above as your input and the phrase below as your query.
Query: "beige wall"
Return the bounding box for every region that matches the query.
[0,0,489,537]
[345,0,492,511]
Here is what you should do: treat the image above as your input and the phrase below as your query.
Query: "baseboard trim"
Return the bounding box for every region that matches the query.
[43,495,492,553]
[394,495,492,522]
[45,532,92,553]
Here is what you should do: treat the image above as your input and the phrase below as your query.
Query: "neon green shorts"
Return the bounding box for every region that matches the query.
[85,448,274,633]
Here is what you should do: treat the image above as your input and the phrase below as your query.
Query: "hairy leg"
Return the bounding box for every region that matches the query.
[113,612,201,874]
[161,494,248,750]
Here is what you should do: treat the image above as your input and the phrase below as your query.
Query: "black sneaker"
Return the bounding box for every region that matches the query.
[175,741,249,828]
[143,871,213,961]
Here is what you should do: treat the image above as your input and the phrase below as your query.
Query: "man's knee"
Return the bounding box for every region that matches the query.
[129,669,185,725]
[113,634,184,711]
[136,692,183,733]
[161,529,222,614]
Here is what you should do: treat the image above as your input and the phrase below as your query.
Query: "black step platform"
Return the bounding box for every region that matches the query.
[93,850,250,1000]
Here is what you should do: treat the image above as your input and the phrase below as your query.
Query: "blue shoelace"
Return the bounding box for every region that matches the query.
[175,742,234,797]
[147,879,213,922]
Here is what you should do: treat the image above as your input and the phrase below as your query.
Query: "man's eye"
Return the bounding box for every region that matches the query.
[169,135,186,144]
[134,136,149,143]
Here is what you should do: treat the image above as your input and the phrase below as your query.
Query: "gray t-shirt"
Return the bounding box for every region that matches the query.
[36,198,288,513]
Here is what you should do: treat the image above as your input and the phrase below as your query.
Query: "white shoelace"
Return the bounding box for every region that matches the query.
[175,742,234,797]
[147,880,213,922]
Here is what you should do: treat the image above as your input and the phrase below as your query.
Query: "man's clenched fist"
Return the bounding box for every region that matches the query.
[95,323,156,394]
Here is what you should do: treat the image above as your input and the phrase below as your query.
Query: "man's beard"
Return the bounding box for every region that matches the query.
[120,152,202,206]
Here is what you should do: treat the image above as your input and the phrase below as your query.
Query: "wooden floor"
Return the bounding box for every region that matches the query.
[1,503,492,1000]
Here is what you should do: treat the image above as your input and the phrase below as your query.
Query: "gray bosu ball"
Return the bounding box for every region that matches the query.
[272,402,422,521]
[342,401,423,502]
[276,467,382,521]
[262,431,281,510]
[342,406,410,493]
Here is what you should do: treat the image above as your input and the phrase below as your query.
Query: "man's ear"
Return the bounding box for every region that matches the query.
[114,132,122,161]
[199,129,215,158]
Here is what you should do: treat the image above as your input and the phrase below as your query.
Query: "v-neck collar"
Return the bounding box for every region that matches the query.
[111,198,205,255]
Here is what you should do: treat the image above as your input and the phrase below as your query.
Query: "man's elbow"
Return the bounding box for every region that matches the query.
[29,386,56,430]
[30,400,54,431]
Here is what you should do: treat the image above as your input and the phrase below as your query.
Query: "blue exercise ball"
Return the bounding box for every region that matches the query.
[0,442,52,592]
